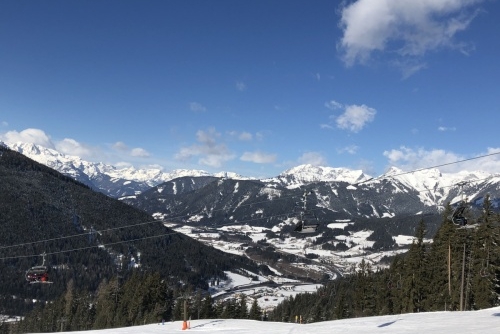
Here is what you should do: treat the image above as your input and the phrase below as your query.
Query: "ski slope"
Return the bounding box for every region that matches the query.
[55,306,500,334]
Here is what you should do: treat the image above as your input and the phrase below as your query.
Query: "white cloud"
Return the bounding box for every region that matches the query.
[383,146,458,170]
[338,0,484,75]
[336,104,376,132]
[298,152,327,166]
[320,123,334,130]
[55,138,92,158]
[323,100,376,132]
[0,128,54,148]
[229,131,253,141]
[383,146,500,173]
[112,141,150,158]
[1,128,155,169]
[337,145,359,155]
[393,59,429,79]
[236,81,246,91]
[438,126,457,131]
[112,141,129,151]
[1,121,8,127]
[189,102,207,112]
[325,100,343,110]
[175,128,235,168]
[131,147,150,157]
[238,132,253,141]
[240,151,277,164]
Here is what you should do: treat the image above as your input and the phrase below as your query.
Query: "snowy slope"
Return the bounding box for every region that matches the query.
[57,306,500,333]
[378,167,496,207]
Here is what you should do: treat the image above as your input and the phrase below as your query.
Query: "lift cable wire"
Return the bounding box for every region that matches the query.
[0,176,494,259]
[0,230,180,260]
[391,176,491,197]
[355,150,500,185]
[0,219,167,251]
[0,192,302,252]
[1,151,499,260]
[0,210,296,261]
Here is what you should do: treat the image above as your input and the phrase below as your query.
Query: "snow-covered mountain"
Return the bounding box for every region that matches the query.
[2,142,373,198]
[372,166,499,208]
[263,164,371,188]
[5,142,244,197]
[4,141,500,210]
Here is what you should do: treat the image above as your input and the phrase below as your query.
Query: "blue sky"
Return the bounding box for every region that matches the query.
[1,0,499,178]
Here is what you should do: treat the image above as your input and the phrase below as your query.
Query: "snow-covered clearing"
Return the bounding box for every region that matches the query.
[52,306,500,333]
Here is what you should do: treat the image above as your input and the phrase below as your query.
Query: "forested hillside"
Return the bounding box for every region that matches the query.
[124,175,446,240]
[0,146,261,317]
[270,200,500,322]
[13,270,266,333]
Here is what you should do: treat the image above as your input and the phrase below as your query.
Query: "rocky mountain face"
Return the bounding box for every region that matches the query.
[5,141,500,230]
[119,177,439,238]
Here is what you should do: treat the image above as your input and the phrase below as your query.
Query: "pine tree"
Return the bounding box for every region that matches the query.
[93,278,119,329]
[423,205,458,311]
[249,298,262,320]
[172,298,183,321]
[469,195,500,309]
[193,291,203,320]
[238,294,248,319]
[200,295,216,319]
[353,259,375,316]
[402,220,428,312]
[221,299,236,319]
[214,300,225,318]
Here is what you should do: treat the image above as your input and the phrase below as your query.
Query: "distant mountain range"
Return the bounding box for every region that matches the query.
[4,141,499,211]
[4,140,500,292]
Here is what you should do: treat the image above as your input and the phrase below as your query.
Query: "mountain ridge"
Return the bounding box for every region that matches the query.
[4,141,499,210]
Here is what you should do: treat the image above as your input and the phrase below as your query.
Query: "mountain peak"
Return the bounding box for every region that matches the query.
[269,164,372,187]
[5,141,497,206]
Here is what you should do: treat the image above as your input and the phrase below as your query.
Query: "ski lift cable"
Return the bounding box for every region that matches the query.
[0,189,300,251]
[0,207,299,261]
[0,208,305,261]
[353,151,500,186]
[0,191,303,254]
[0,180,496,260]
[0,187,307,251]
[395,176,490,196]
[0,231,181,261]
[0,175,490,255]
[2,153,498,259]
[0,218,168,251]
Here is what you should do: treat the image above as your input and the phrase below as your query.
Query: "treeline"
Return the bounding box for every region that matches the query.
[15,271,264,333]
[270,196,500,323]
